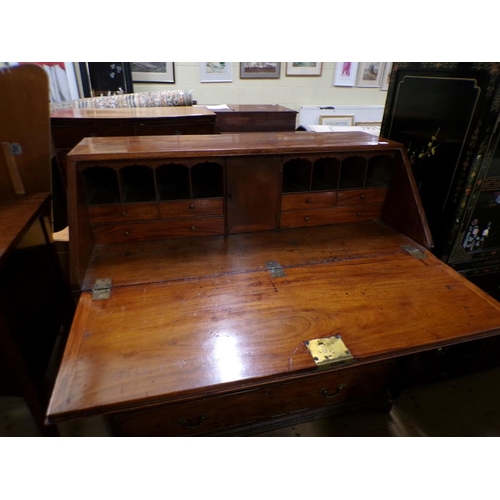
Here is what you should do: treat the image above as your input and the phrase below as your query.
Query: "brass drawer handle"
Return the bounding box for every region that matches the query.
[319,384,347,399]
[178,413,210,429]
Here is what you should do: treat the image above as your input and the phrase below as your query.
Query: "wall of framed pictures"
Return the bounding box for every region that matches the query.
[128,62,390,112]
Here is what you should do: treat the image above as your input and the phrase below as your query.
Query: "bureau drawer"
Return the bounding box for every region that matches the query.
[92,216,224,244]
[159,198,223,218]
[281,192,336,211]
[280,204,384,229]
[109,361,393,436]
[89,203,160,224]
[337,188,387,206]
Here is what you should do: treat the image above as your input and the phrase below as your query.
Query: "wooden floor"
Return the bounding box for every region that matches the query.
[2,364,500,437]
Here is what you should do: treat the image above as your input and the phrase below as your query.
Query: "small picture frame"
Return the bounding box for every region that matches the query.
[240,62,281,79]
[357,62,383,88]
[355,121,382,127]
[380,63,393,91]
[130,62,175,83]
[286,62,322,76]
[319,115,354,126]
[333,62,359,87]
[199,62,233,82]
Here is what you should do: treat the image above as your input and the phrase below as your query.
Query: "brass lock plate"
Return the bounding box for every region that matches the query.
[305,335,354,369]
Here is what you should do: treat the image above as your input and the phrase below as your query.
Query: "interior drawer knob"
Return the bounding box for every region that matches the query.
[123,231,130,236]
[121,211,127,216]
[191,226,196,231]
[189,203,195,210]
[306,198,312,204]
[304,217,310,222]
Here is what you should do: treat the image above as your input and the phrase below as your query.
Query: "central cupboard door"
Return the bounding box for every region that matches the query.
[226,156,282,233]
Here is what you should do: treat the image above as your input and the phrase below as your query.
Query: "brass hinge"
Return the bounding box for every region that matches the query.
[305,335,354,369]
[266,261,286,278]
[92,278,112,300]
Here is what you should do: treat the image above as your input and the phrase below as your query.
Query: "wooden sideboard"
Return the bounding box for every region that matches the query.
[46,131,500,436]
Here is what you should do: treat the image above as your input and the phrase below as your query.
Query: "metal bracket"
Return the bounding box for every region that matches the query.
[92,278,112,300]
[402,245,427,260]
[266,261,286,278]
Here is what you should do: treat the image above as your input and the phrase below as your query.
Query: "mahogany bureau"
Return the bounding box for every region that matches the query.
[46,132,500,436]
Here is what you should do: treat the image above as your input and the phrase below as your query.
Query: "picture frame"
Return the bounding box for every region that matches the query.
[319,115,354,126]
[130,62,175,83]
[199,62,233,82]
[333,62,359,87]
[355,121,382,127]
[286,62,322,76]
[356,62,383,88]
[240,62,281,79]
[79,62,134,97]
[380,62,393,91]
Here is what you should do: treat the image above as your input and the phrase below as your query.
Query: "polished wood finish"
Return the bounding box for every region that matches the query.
[212,104,297,133]
[46,132,500,435]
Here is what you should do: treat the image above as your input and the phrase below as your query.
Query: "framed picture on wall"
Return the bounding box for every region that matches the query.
[380,63,393,91]
[356,62,383,87]
[286,62,322,76]
[240,62,281,79]
[130,62,175,83]
[333,62,359,87]
[200,62,233,82]
[319,115,354,126]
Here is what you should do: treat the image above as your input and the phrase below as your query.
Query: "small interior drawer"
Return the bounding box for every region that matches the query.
[280,204,384,229]
[159,198,224,218]
[88,203,160,224]
[281,192,336,211]
[337,188,387,206]
[92,217,225,244]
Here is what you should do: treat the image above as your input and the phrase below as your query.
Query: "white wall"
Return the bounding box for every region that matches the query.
[132,62,389,113]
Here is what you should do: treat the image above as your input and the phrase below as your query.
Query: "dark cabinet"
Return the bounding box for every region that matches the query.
[381,62,500,295]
